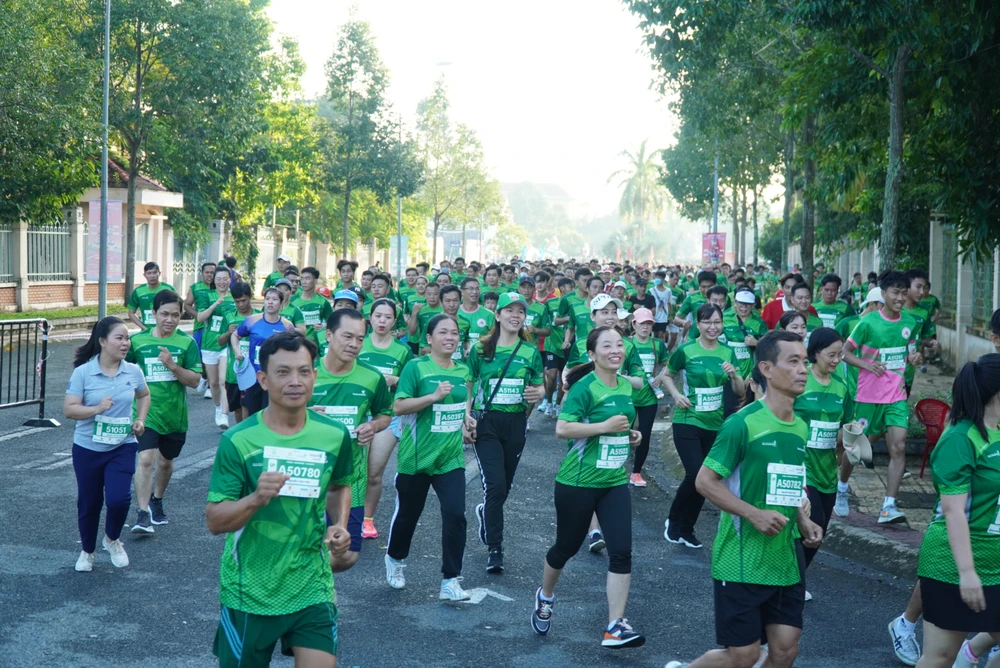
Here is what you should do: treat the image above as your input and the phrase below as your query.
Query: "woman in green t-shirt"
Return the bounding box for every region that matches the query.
[465,293,544,574]
[386,313,473,602]
[778,310,808,339]
[196,266,234,429]
[360,299,413,540]
[663,303,744,549]
[914,355,1000,667]
[531,326,645,650]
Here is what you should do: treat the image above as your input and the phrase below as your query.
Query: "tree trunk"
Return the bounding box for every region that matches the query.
[880,43,912,271]
[432,214,440,264]
[739,188,748,267]
[461,220,467,258]
[125,145,139,303]
[342,179,351,258]
[752,188,759,268]
[731,188,739,266]
[782,130,795,272]
[801,113,816,286]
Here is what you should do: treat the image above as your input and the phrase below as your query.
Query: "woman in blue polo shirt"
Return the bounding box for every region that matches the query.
[64,316,150,572]
[231,287,293,415]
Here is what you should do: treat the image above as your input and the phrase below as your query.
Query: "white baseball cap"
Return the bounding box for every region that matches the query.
[735,290,756,304]
[277,254,292,262]
[590,293,629,320]
[861,287,884,308]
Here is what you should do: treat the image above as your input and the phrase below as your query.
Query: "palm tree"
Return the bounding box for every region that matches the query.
[607,140,668,258]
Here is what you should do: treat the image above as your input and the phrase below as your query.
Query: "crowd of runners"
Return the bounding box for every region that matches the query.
[62,253,1000,667]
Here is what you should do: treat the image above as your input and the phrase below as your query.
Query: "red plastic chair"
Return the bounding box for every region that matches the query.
[915,399,951,478]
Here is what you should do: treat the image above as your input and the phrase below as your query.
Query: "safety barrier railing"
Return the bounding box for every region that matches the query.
[0,319,60,427]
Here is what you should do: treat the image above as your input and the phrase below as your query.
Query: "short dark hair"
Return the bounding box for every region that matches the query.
[362,269,374,278]
[696,303,724,322]
[778,310,806,333]
[439,285,461,301]
[230,281,252,300]
[424,281,440,292]
[337,260,358,272]
[485,264,501,278]
[371,273,391,288]
[284,266,299,277]
[461,277,480,289]
[326,308,365,333]
[820,273,842,288]
[906,267,929,284]
[574,267,593,280]
[790,282,811,297]
[483,291,500,303]
[143,262,159,272]
[454,256,465,263]
[152,290,182,312]
[707,285,728,300]
[426,313,457,338]
[301,266,320,279]
[201,262,217,272]
[259,331,318,373]
[416,262,430,271]
[756,330,806,367]
[534,270,551,283]
[556,277,574,290]
[225,256,237,269]
[806,327,842,363]
[879,270,909,292]
[697,270,717,286]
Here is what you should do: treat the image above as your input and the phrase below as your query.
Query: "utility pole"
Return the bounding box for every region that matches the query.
[712,141,719,234]
[98,0,111,319]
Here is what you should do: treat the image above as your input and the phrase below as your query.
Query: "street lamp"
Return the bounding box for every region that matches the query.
[98,0,111,318]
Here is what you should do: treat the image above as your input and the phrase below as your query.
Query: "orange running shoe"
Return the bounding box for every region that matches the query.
[629,473,647,487]
[362,518,378,539]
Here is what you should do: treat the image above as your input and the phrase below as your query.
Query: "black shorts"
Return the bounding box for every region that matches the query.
[225,382,242,412]
[136,428,187,460]
[243,382,268,416]
[921,576,1000,632]
[542,351,566,371]
[714,547,806,647]
[653,322,668,333]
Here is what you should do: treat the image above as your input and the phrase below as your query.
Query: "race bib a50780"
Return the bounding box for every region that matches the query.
[264,446,326,498]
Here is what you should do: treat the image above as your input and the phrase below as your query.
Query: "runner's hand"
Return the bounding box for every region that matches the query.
[157,346,175,367]
[722,362,737,377]
[355,422,374,447]
[603,415,630,433]
[412,302,424,314]
[131,418,145,437]
[907,351,923,366]
[749,509,788,536]
[866,360,885,377]
[433,381,453,400]
[325,524,351,556]
[253,472,290,505]
[313,323,325,332]
[628,429,641,447]
[799,518,823,548]
[673,395,693,409]
[95,397,114,414]
[227,324,237,334]
[744,334,758,347]
[960,570,986,613]
[524,385,544,403]
[384,375,399,390]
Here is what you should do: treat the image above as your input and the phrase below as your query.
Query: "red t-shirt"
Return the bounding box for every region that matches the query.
[762,298,818,330]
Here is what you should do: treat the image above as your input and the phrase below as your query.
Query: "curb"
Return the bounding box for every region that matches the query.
[653,419,919,579]
[49,321,196,342]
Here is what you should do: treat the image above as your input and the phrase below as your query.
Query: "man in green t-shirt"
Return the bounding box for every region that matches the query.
[812,273,855,330]
[274,279,307,336]
[397,267,419,308]
[901,268,937,394]
[205,331,353,668]
[518,276,552,351]
[308,309,392,572]
[722,289,768,379]
[673,270,717,338]
[665,331,821,668]
[127,261,175,330]
[260,253,291,296]
[291,267,334,352]
[408,281,443,352]
[541,276,577,415]
[183,261,217,394]
[457,277,496,352]
[127,290,203,534]
[219,282,259,425]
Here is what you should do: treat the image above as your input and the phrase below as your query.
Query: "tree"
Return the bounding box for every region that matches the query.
[0,0,96,223]
[607,140,669,258]
[492,220,528,259]
[415,77,461,263]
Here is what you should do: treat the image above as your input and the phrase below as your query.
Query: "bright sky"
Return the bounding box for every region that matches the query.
[266,0,676,218]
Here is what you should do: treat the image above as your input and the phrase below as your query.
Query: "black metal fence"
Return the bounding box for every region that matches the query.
[0,319,59,427]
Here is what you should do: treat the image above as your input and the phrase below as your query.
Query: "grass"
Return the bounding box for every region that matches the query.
[0,304,128,321]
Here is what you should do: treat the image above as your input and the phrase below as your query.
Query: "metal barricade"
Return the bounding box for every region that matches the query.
[0,319,60,427]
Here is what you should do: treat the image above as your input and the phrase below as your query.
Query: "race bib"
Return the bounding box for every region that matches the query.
[468,332,481,343]
[323,405,359,437]
[596,434,630,469]
[431,401,465,433]
[264,445,326,499]
[694,386,724,412]
[766,462,806,507]
[93,415,131,445]
[143,309,156,326]
[880,346,908,370]
[239,339,250,360]
[807,419,840,449]
[525,313,536,328]
[452,348,464,361]
[373,365,396,376]
[639,353,655,374]
[303,311,321,326]
[729,342,750,360]
[818,313,838,329]
[144,356,177,383]
[488,378,524,406]
[210,315,224,333]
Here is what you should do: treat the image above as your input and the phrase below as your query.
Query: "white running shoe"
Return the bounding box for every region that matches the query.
[752,645,769,668]
[952,640,977,668]
[439,577,470,601]
[804,590,813,602]
[834,489,850,517]
[888,615,921,666]
[879,503,907,524]
[385,554,406,589]
[215,407,229,429]
[203,387,213,399]
[75,551,94,572]
[195,378,208,394]
[102,536,129,568]
[538,399,550,413]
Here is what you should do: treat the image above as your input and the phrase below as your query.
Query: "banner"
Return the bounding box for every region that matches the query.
[86,200,124,281]
[702,233,726,265]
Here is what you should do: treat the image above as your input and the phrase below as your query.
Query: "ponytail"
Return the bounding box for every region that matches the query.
[951,354,1000,440]
[564,362,595,389]
[73,317,126,368]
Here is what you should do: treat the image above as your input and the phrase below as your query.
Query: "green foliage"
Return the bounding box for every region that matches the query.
[492,221,529,259]
[608,140,670,253]
[0,304,128,321]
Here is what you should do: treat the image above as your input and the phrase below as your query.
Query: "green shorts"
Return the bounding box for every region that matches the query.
[853,400,909,436]
[213,602,338,668]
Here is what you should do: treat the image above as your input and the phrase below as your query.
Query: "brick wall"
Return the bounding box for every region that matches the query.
[28,283,73,305]
[83,282,125,302]
[0,286,14,309]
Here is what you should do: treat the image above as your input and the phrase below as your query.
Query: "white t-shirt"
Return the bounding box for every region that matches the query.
[651,286,672,323]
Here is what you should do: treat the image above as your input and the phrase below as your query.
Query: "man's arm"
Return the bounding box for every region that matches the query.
[205,472,289,535]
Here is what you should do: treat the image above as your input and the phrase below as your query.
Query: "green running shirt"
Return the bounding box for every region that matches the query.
[357,336,413,392]
[308,360,392,507]
[221,310,259,384]
[201,295,236,353]
[721,309,768,379]
[190,282,216,333]
[395,356,471,476]
[556,371,636,488]
[901,305,935,387]
[793,369,852,493]
[630,336,669,408]
[704,401,808,586]
[128,283,176,328]
[918,420,1000,586]
[847,310,917,405]
[207,411,354,615]
[457,306,496,352]
[467,341,544,413]
[667,339,738,431]
[126,329,202,434]
[812,300,856,330]
[291,293,334,348]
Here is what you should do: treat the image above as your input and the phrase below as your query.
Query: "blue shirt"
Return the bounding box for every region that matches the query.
[236,313,289,372]
[66,356,147,453]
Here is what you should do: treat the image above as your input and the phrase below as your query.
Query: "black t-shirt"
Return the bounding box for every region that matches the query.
[628,293,655,312]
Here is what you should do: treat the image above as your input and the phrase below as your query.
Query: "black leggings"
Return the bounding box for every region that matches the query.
[387,468,467,578]
[633,404,658,474]
[545,482,632,575]
[473,411,527,549]
[804,486,835,567]
[667,423,717,535]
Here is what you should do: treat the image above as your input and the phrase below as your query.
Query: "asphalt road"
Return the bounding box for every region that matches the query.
[0,339,921,667]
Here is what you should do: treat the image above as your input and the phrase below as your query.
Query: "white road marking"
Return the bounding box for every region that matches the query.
[172,449,217,480]
[38,457,75,470]
[461,588,514,604]
[0,427,49,443]
[13,456,65,470]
